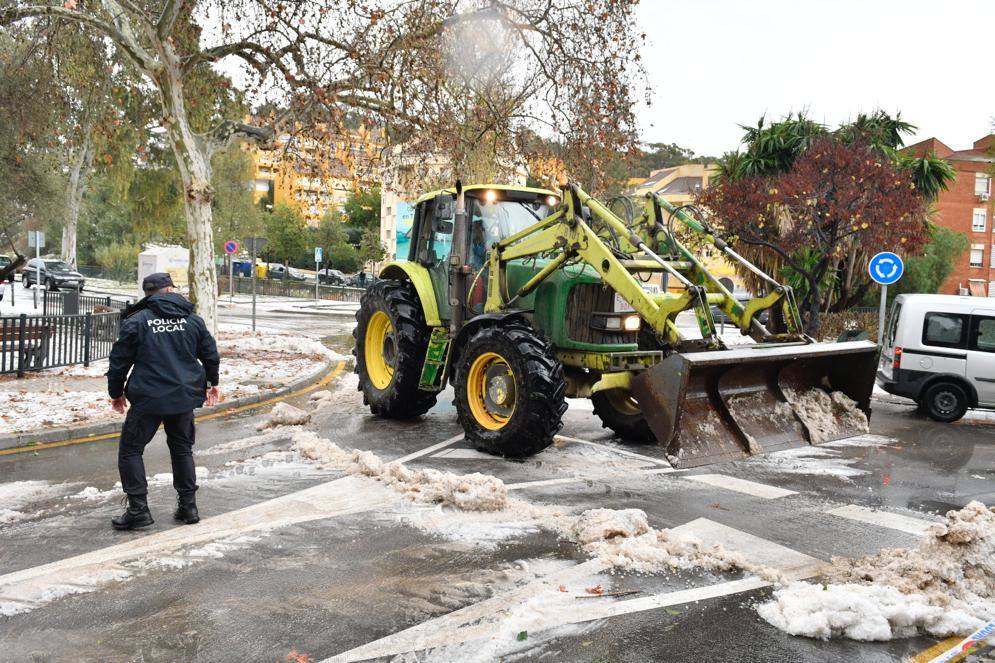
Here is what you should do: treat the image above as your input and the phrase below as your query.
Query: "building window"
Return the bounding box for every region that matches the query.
[973,208,987,232]
[992,245,995,268]
[970,245,984,267]
[977,173,991,196]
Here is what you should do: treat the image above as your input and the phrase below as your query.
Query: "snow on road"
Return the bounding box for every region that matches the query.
[0,326,343,435]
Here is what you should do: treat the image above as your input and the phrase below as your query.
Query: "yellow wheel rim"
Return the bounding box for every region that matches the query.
[466,351,515,430]
[364,310,395,390]
[605,389,642,416]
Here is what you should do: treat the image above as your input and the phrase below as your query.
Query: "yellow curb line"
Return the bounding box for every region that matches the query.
[0,360,348,457]
[906,636,968,663]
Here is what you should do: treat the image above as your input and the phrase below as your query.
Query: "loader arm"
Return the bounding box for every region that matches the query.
[641,193,808,341]
[483,183,720,349]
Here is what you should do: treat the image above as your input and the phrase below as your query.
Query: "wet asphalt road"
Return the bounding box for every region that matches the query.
[0,313,993,663]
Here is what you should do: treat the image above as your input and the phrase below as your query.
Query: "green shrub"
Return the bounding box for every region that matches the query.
[94,242,140,282]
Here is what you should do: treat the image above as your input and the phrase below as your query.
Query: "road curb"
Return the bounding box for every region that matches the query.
[0,360,341,453]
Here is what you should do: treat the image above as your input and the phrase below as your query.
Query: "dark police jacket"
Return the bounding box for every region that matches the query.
[107,293,220,415]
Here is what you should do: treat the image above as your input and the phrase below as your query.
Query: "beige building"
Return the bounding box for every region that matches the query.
[247,125,382,226]
[627,162,737,284]
[630,163,715,203]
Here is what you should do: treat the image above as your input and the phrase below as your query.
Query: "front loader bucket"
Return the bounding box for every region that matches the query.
[630,341,879,469]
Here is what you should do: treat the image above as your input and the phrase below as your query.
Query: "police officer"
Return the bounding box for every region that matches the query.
[106,273,220,530]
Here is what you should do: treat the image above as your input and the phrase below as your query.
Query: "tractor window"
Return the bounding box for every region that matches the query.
[468,198,553,249]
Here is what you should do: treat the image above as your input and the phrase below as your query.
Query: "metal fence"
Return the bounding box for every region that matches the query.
[0,311,122,377]
[42,290,133,316]
[218,276,367,302]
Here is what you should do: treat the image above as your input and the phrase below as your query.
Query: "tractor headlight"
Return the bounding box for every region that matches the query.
[622,315,642,332]
[593,314,641,332]
[604,317,622,330]
[546,195,558,207]
[484,189,497,204]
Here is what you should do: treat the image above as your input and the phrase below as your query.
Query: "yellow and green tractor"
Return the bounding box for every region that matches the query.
[353,182,878,468]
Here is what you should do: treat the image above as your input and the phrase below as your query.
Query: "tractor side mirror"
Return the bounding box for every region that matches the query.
[433,195,454,234]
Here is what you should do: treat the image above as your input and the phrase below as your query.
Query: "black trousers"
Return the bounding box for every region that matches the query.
[118,410,198,497]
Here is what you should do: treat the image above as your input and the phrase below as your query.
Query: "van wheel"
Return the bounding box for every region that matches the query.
[920,382,968,423]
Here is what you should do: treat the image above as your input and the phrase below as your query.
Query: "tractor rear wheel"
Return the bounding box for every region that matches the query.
[455,322,567,458]
[353,279,437,419]
[591,390,654,443]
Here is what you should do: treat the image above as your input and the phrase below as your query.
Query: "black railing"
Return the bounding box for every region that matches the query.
[0,311,122,376]
[217,276,367,302]
[42,290,133,316]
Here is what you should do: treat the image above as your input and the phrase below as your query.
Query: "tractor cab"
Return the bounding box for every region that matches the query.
[408,185,560,321]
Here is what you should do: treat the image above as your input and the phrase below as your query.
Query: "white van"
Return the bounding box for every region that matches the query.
[877,294,995,421]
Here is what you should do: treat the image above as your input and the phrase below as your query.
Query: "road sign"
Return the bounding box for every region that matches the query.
[224,240,239,255]
[868,252,904,285]
[27,230,45,248]
[244,236,267,255]
[314,246,323,263]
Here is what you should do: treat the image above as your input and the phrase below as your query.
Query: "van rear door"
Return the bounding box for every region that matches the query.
[968,310,995,406]
[878,299,902,380]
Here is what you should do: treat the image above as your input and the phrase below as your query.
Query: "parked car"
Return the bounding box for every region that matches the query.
[877,293,995,422]
[266,263,306,281]
[22,258,85,291]
[347,271,376,288]
[317,268,347,286]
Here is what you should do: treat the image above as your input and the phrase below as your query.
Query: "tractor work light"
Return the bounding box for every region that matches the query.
[623,314,642,331]
[546,195,558,207]
[483,189,497,204]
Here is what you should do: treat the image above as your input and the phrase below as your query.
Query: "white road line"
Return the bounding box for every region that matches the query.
[431,448,492,460]
[684,474,797,499]
[825,504,937,536]
[323,518,824,662]
[322,559,610,662]
[553,435,675,469]
[506,477,584,490]
[672,518,826,582]
[396,434,464,463]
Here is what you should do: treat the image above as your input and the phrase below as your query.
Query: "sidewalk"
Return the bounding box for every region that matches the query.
[0,325,349,437]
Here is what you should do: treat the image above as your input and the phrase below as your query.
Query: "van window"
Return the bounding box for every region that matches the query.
[922,312,968,349]
[970,316,995,353]
[886,300,902,347]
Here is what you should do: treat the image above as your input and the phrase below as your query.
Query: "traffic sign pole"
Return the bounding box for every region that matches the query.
[314,246,323,301]
[868,251,904,346]
[223,240,239,306]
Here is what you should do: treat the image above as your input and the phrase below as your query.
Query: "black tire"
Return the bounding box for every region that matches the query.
[919,382,968,423]
[455,322,567,458]
[22,273,30,288]
[591,390,654,443]
[353,279,437,419]
[46,277,56,291]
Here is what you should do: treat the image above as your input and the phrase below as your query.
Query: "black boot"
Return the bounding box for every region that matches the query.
[174,494,200,524]
[111,494,154,530]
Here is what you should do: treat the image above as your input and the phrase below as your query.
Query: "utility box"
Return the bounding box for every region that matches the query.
[138,245,189,297]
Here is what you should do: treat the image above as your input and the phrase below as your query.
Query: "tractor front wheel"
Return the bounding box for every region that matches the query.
[353,280,437,419]
[455,322,567,458]
[591,390,654,443]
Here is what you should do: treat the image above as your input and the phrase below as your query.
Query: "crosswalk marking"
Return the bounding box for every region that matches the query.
[322,518,825,662]
[825,504,937,536]
[684,474,797,499]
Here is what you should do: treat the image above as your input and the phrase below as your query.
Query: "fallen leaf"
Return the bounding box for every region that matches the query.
[558,585,567,593]
[516,630,528,641]
[584,585,604,595]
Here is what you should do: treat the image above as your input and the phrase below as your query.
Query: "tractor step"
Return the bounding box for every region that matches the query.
[418,327,451,392]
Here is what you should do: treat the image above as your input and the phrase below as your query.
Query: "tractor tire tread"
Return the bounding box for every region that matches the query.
[353,279,437,419]
[455,322,567,458]
[591,391,655,443]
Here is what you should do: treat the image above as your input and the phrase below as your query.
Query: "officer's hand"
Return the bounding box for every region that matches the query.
[206,386,220,407]
[111,397,127,414]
